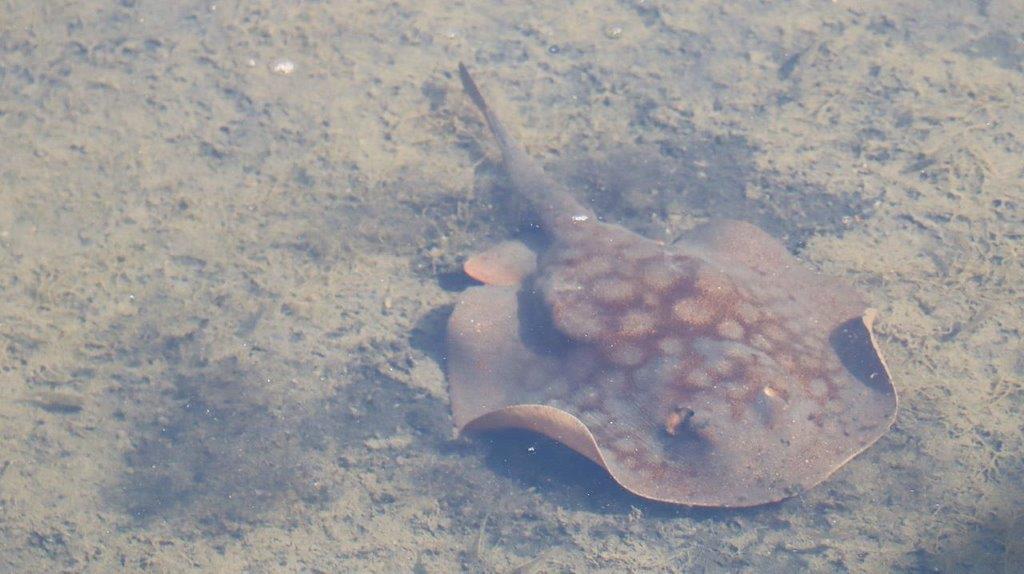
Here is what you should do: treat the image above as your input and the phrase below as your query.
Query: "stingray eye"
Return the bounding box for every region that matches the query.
[763,386,787,403]
[755,386,790,427]
[664,406,696,436]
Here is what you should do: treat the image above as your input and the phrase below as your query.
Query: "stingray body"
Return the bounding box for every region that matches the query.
[447,64,897,507]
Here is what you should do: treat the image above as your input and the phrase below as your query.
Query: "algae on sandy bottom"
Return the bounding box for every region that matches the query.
[0,0,1021,572]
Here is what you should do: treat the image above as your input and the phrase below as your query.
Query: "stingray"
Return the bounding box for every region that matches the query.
[447,64,897,507]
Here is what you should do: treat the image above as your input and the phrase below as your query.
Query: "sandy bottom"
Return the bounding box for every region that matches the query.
[1,1,1022,572]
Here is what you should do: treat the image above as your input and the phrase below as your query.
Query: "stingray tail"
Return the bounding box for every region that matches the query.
[457,63,595,233]
[458,63,488,118]
[458,63,517,156]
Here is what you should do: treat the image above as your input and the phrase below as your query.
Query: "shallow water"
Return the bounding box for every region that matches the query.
[1,1,1022,572]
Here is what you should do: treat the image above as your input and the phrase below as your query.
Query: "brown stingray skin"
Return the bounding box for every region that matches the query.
[447,64,898,507]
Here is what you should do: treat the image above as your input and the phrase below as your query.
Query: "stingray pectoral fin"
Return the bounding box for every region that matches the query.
[447,285,532,427]
[462,404,605,466]
[464,240,537,286]
[447,284,608,474]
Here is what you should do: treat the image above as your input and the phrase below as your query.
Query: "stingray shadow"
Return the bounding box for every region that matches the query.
[831,316,895,394]
[478,428,779,520]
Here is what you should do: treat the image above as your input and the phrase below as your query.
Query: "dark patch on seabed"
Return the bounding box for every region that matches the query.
[473,132,877,256]
[106,306,450,532]
[110,333,321,528]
